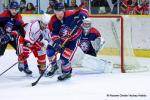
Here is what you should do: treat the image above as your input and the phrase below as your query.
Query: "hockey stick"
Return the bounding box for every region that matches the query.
[0,52,32,76]
[31,25,79,86]
[0,61,18,76]
[31,64,50,86]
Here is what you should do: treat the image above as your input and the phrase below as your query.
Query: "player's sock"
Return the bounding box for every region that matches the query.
[37,64,46,75]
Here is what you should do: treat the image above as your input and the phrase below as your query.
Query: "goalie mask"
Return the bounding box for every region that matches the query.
[82,18,91,34]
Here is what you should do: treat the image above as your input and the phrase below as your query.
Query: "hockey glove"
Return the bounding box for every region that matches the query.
[11,31,18,37]
[18,44,30,61]
[18,38,31,61]
[31,41,44,51]
[91,37,105,53]
[0,34,14,45]
[52,39,63,52]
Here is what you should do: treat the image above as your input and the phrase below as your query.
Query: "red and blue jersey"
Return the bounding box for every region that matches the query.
[0,10,24,26]
[48,9,88,43]
[0,17,25,37]
[0,10,25,37]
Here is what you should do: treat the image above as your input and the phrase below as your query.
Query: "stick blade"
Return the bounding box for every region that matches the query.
[31,82,37,86]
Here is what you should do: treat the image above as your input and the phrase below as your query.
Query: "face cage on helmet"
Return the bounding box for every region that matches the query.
[82,22,91,30]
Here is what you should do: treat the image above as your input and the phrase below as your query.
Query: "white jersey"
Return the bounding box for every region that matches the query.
[24,20,51,45]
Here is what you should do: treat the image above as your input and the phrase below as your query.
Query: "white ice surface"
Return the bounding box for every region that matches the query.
[0,50,150,100]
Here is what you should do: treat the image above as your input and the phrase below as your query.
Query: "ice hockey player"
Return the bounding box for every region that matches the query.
[79,18,105,57]
[0,1,25,57]
[0,1,24,29]
[121,0,141,14]
[139,0,149,14]
[46,2,88,81]
[17,14,51,75]
[121,0,131,14]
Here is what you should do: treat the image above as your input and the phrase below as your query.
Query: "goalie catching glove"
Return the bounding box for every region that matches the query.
[91,37,105,53]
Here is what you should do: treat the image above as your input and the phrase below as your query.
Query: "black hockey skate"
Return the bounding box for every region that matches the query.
[24,66,32,75]
[47,64,58,77]
[18,63,32,75]
[58,68,72,81]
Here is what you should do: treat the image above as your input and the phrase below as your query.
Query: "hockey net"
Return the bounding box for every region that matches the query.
[90,15,148,73]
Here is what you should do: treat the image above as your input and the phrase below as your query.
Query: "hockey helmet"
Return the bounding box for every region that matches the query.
[40,14,51,25]
[9,1,20,9]
[54,2,65,11]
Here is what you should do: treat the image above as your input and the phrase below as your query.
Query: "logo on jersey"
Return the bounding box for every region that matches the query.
[59,25,71,37]
[80,40,90,52]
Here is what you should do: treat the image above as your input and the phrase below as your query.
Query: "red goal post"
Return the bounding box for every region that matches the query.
[89,15,125,73]
[89,15,149,73]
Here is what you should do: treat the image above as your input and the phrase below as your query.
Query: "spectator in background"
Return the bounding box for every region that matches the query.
[80,0,89,11]
[32,5,38,14]
[99,0,111,14]
[109,0,123,14]
[121,0,141,14]
[12,0,17,1]
[121,0,129,14]
[91,0,100,14]
[19,0,26,13]
[46,2,54,14]
[0,0,4,12]
[24,2,35,14]
[91,0,111,14]
[130,0,140,14]
[139,0,149,14]
[68,0,78,10]
[32,5,44,14]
